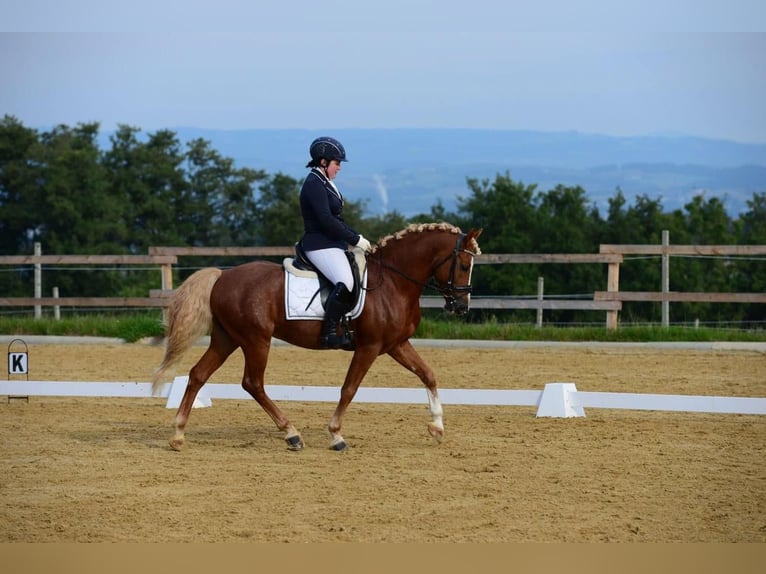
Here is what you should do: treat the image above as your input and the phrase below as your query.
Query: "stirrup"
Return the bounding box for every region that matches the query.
[321,331,355,351]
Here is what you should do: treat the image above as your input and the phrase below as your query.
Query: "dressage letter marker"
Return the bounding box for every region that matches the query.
[6,339,30,402]
[8,352,28,375]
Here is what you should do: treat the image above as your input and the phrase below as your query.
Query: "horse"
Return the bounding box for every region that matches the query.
[151,222,483,451]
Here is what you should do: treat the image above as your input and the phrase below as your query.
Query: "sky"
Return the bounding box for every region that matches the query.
[2,1,766,143]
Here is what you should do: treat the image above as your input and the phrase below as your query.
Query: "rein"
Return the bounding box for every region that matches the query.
[365,233,476,308]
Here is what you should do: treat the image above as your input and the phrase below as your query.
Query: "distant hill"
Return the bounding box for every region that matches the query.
[109,128,766,217]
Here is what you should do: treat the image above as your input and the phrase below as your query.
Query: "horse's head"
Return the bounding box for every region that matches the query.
[374,223,483,315]
[431,227,483,315]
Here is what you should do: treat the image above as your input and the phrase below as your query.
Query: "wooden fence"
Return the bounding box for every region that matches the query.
[1,235,764,329]
[597,231,766,327]
[149,247,624,327]
[0,250,177,319]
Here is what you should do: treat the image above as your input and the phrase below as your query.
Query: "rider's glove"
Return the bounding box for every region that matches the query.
[355,235,372,252]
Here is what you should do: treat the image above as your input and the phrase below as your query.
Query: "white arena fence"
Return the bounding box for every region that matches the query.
[1,377,765,418]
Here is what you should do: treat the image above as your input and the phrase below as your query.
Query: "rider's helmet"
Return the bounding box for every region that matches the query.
[309,136,347,163]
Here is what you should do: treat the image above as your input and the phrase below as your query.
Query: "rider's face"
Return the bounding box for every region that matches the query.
[325,159,342,180]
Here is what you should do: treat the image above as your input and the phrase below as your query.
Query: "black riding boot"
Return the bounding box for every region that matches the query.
[321,283,354,350]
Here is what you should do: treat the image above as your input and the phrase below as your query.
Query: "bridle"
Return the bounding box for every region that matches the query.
[367,233,477,312]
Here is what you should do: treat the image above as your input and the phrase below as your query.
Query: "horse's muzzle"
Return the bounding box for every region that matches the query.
[444,297,470,316]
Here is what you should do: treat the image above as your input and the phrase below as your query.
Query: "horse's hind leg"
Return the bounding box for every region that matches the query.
[388,340,444,443]
[240,342,304,451]
[170,326,237,451]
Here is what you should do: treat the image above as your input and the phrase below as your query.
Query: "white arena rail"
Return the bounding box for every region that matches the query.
[2,378,765,417]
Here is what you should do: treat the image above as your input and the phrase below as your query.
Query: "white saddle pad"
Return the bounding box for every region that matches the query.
[284,269,367,321]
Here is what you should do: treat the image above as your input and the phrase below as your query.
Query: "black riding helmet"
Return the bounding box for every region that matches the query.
[308,136,347,165]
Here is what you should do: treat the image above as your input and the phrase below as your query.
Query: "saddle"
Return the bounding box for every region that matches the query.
[283,242,366,310]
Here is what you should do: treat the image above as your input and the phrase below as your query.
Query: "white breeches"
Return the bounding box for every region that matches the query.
[305,248,353,291]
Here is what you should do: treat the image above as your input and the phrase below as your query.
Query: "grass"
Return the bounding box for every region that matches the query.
[0,312,764,343]
[0,312,165,343]
[416,317,766,342]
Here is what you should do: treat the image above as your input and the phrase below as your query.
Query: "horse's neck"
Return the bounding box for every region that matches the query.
[383,239,439,283]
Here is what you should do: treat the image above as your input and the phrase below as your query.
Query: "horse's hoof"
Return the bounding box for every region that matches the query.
[285,435,304,451]
[169,438,185,451]
[329,439,348,452]
[427,423,444,444]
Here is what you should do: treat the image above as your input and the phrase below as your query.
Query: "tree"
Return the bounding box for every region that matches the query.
[535,185,600,252]
[184,138,266,247]
[20,122,132,297]
[456,173,540,299]
[0,115,40,255]
[738,191,766,246]
[533,185,604,321]
[458,172,538,253]
[735,191,766,322]
[361,210,410,243]
[103,127,190,253]
[667,194,739,323]
[253,173,303,246]
[0,116,42,296]
[32,123,119,254]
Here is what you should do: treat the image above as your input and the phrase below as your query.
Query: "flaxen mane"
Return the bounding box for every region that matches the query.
[374,222,482,254]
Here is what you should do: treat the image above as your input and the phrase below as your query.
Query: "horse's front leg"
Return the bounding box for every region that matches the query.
[327,349,378,451]
[388,340,444,443]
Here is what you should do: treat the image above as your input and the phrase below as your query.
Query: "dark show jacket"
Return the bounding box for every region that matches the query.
[300,168,361,251]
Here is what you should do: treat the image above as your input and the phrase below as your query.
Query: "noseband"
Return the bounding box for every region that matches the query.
[371,233,477,311]
[431,233,476,312]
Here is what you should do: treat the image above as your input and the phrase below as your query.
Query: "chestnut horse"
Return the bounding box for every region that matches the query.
[152,222,482,451]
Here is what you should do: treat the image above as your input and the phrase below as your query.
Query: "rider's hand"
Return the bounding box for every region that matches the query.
[355,235,372,252]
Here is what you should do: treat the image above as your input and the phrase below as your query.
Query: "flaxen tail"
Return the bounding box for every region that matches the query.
[151,267,223,394]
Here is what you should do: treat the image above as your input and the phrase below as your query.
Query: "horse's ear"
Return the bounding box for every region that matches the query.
[468,228,483,241]
[462,228,483,252]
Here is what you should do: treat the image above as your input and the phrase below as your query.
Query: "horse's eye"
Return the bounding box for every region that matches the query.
[460,263,470,272]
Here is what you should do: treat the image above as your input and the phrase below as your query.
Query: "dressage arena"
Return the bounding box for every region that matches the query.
[1,340,764,542]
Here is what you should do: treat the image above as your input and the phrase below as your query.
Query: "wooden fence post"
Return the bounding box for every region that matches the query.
[160,263,173,323]
[605,261,620,330]
[536,276,544,328]
[53,287,60,320]
[662,230,670,328]
[34,242,42,319]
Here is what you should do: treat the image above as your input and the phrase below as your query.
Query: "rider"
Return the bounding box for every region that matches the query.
[299,136,373,349]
